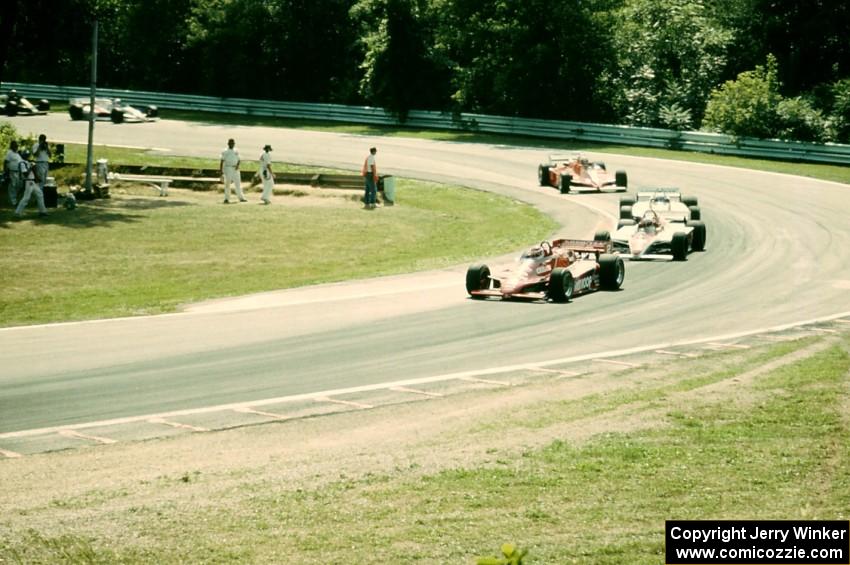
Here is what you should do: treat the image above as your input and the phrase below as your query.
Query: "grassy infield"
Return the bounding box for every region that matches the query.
[1,119,849,563]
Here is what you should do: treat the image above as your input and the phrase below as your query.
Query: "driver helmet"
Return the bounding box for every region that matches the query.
[525,246,544,259]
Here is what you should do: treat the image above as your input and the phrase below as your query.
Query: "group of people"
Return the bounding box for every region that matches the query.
[220,139,380,209]
[3,133,51,218]
[218,138,275,205]
[6,134,380,216]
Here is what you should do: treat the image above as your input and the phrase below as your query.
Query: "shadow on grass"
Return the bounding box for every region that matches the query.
[0,196,195,229]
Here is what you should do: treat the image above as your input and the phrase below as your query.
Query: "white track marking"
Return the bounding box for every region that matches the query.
[459,376,510,386]
[233,407,288,420]
[148,418,208,432]
[705,342,751,350]
[529,367,582,377]
[59,430,117,445]
[0,448,23,458]
[315,397,373,410]
[655,349,699,358]
[390,386,443,398]
[4,310,850,442]
[593,358,640,368]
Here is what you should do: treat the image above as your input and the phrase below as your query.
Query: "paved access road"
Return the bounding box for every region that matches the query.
[2,114,849,438]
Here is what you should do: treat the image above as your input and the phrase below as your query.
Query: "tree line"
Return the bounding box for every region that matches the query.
[3,0,849,142]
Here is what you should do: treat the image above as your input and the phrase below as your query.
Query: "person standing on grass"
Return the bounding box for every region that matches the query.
[361,146,378,209]
[259,144,274,205]
[14,151,48,218]
[4,140,23,206]
[31,134,50,191]
[219,138,246,204]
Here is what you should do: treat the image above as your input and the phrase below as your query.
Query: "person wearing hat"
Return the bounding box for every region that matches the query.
[259,144,274,205]
[14,150,48,218]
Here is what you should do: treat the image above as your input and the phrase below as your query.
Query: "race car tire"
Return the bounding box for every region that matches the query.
[548,268,574,303]
[37,99,50,111]
[682,195,699,207]
[615,170,628,189]
[110,109,125,124]
[599,254,625,290]
[559,174,572,194]
[537,164,550,186]
[69,104,84,120]
[617,219,635,230]
[688,205,701,220]
[594,230,611,242]
[146,105,159,118]
[672,232,689,261]
[465,263,491,296]
[619,205,633,220]
[619,194,636,207]
[687,220,707,251]
[4,101,18,116]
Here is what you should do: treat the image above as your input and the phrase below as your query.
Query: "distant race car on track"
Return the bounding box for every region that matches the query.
[0,90,50,116]
[537,154,627,194]
[466,238,625,302]
[68,97,158,123]
[610,191,706,261]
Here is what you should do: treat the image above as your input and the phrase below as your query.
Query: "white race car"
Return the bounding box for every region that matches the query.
[68,97,158,123]
[609,209,706,261]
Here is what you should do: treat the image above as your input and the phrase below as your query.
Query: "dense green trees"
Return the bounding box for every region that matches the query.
[1,0,848,142]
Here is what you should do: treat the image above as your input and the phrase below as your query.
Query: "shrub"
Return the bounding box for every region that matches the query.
[830,78,850,143]
[0,120,18,153]
[775,97,831,142]
[702,55,782,139]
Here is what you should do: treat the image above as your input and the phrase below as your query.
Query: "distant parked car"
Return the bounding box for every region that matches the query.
[537,154,627,194]
[0,89,50,116]
[68,97,158,123]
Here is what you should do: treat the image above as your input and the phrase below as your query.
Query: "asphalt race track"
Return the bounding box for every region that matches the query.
[2,114,849,447]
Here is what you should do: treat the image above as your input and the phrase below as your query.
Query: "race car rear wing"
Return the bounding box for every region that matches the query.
[636,188,682,200]
[548,153,579,162]
[553,238,613,254]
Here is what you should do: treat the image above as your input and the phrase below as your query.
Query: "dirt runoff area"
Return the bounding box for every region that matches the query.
[2,338,820,528]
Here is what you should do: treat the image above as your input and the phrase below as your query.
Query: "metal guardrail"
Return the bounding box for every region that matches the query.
[4,81,850,166]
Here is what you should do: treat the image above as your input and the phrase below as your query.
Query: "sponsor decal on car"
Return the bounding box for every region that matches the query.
[574,275,594,292]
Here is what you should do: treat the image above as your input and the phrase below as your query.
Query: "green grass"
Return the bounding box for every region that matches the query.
[163,109,850,185]
[0,180,557,327]
[1,336,847,563]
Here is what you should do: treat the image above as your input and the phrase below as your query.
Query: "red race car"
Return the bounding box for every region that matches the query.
[466,238,625,302]
[537,154,627,194]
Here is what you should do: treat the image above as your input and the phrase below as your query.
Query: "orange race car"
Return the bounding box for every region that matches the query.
[537,154,627,194]
[466,238,625,303]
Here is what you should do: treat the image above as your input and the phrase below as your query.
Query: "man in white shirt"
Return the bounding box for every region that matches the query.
[14,153,48,218]
[219,138,246,203]
[4,140,23,206]
[31,134,51,191]
[259,144,274,205]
